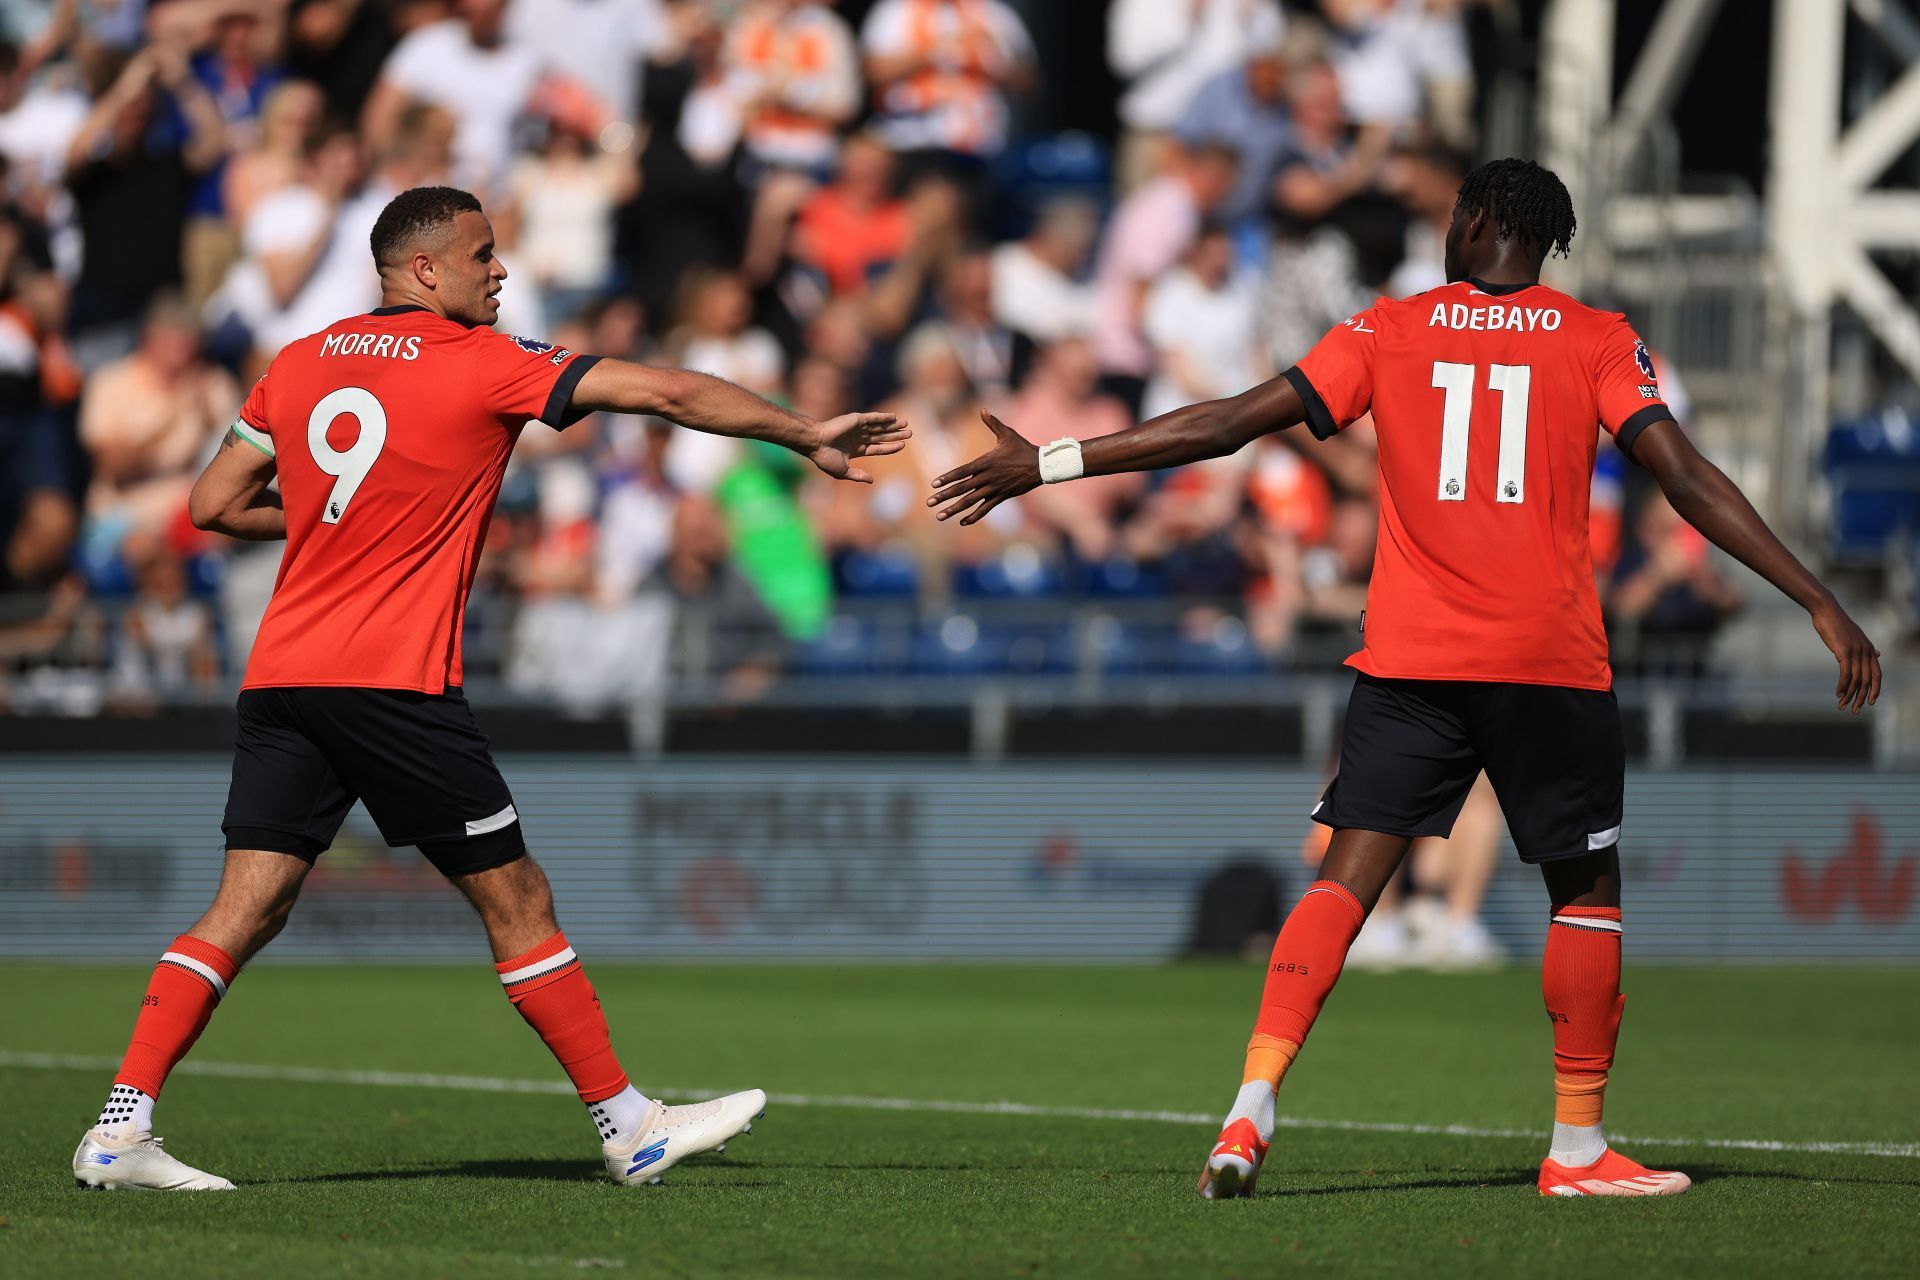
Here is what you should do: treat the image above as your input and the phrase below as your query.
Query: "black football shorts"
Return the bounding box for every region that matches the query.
[221,685,526,877]
[1312,672,1625,864]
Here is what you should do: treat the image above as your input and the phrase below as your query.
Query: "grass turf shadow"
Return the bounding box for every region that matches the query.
[271,1158,771,1186]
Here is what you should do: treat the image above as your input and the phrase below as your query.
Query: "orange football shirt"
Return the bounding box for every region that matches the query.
[230,305,601,693]
[1285,279,1674,690]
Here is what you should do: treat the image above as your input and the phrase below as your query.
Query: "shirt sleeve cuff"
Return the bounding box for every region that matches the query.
[1282,365,1340,441]
[230,417,274,456]
[1614,404,1675,463]
[541,354,604,430]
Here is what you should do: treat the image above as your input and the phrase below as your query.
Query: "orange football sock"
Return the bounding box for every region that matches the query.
[99,935,240,1134]
[1242,1033,1301,1090]
[1554,1071,1608,1126]
[1543,906,1624,1131]
[113,935,240,1098]
[1245,879,1367,1084]
[496,932,629,1104]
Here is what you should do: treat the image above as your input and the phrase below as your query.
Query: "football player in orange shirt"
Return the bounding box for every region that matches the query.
[930,159,1880,1199]
[74,187,908,1192]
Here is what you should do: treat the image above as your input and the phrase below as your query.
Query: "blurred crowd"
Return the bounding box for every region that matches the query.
[0,0,1741,712]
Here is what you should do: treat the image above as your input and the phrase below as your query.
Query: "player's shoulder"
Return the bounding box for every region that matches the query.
[1526,284,1632,335]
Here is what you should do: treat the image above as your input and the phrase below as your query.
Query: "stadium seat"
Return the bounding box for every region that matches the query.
[77,545,135,598]
[836,549,920,599]
[185,554,225,598]
[992,131,1111,217]
[1824,407,1920,566]
[982,621,1075,675]
[908,614,1001,675]
[1077,556,1167,599]
[1084,615,1150,675]
[1172,616,1267,676]
[794,614,883,677]
[952,546,1064,599]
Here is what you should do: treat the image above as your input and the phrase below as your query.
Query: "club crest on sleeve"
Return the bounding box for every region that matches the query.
[510,335,555,355]
[1634,340,1656,381]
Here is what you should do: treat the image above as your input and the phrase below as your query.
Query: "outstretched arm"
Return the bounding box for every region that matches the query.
[927,375,1306,524]
[1631,420,1880,712]
[189,429,285,540]
[570,360,909,483]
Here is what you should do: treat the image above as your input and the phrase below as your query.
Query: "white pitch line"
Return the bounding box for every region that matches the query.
[5,1050,1916,1161]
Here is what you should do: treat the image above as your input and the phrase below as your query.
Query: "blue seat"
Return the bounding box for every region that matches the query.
[1172,616,1267,676]
[952,548,1064,599]
[186,554,225,598]
[994,132,1111,208]
[1825,408,1920,566]
[1077,557,1167,599]
[1084,616,1151,675]
[794,615,882,677]
[837,550,920,599]
[78,544,135,598]
[908,614,1003,675]
[981,622,1075,675]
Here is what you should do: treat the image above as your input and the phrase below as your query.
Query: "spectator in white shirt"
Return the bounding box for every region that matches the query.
[362,0,543,196]
[990,197,1097,344]
[508,104,639,323]
[1106,0,1285,192]
[1141,223,1264,421]
[662,267,786,493]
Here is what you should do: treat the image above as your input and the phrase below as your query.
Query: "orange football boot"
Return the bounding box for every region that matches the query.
[1196,1117,1269,1199]
[1539,1147,1692,1197]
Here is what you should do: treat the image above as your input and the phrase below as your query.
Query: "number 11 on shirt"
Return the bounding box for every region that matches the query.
[1431,361,1530,505]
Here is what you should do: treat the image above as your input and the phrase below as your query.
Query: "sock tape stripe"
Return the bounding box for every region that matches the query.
[159,951,228,999]
[1551,915,1623,933]
[498,947,578,987]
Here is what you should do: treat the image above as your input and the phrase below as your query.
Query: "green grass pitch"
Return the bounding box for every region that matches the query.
[2,964,1916,1278]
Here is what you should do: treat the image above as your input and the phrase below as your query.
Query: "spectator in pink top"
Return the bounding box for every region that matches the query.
[1090,142,1238,415]
[1008,336,1144,562]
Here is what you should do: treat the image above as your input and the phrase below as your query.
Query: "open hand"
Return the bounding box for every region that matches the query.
[1811,599,1882,713]
[808,412,911,484]
[926,412,1040,524]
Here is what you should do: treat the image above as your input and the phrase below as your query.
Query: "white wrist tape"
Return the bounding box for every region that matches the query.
[1038,437,1084,484]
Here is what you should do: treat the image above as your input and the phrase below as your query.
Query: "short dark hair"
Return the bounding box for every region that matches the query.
[1454,158,1577,260]
[369,185,482,270]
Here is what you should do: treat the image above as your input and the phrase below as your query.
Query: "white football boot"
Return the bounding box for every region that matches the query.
[72,1128,235,1191]
[602,1089,767,1186]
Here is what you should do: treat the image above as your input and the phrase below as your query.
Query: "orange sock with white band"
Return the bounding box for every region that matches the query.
[1542,905,1625,1166]
[496,932,653,1143]
[1224,880,1368,1134]
[99,934,241,1135]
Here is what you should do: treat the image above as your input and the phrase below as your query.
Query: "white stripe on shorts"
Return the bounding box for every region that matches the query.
[465,804,518,837]
[160,951,228,999]
[1587,824,1621,849]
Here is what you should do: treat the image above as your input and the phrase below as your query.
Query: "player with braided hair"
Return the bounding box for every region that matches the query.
[929,157,1880,1199]
[1452,156,1578,260]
